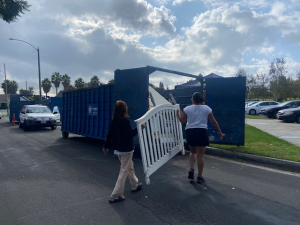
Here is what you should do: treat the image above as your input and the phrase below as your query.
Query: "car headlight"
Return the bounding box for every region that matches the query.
[284,111,294,116]
[27,116,35,120]
[51,115,56,120]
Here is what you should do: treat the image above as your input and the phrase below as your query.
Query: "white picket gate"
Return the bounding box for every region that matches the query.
[135,104,185,185]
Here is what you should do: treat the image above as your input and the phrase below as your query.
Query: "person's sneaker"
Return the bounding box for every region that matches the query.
[197,176,205,184]
[188,169,194,180]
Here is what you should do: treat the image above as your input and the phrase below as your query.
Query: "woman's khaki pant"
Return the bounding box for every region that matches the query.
[111,152,139,199]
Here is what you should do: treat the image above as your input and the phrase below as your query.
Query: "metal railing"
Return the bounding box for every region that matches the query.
[135,104,185,185]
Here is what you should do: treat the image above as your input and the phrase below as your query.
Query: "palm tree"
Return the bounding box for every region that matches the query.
[42,78,52,97]
[74,78,85,89]
[51,72,62,95]
[89,75,100,87]
[9,80,18,94]
[61,74,71,90]
[1,79,18,94]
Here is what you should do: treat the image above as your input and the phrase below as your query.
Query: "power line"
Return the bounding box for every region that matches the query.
[0,49,36,65]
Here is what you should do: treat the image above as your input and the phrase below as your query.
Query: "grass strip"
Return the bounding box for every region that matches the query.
[210,124,300,162]
[245,115,270,119]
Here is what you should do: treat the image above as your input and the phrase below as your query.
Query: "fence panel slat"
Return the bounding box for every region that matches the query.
[135,104,184,185]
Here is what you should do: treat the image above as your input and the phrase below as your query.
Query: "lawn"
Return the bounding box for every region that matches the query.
[210,124,300,162]
[245,114,270,119]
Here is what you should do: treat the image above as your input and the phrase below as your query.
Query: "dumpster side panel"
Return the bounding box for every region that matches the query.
[206,77,246,146]
[114,68,149,125]
[61,85,114,140]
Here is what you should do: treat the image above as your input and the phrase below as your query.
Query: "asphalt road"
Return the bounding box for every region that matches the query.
[1,117,300,225]
[246,118,300,147]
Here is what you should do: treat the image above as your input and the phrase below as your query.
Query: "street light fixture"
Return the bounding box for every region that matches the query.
[9,38,42,100]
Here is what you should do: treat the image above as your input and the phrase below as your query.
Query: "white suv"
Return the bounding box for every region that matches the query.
[19,105,57,131]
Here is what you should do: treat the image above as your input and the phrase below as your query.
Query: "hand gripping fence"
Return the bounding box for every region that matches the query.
[135,104,185,185]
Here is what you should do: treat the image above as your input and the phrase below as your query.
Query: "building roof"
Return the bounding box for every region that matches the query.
[174,73,223,89]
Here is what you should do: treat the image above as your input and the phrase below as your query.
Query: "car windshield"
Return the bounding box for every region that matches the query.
[246,102,257,106]
[277,102,290,107]
[27,107,51,113]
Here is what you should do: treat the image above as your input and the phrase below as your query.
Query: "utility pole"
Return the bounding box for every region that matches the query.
[26,81,27,90]
[4,64,9,116]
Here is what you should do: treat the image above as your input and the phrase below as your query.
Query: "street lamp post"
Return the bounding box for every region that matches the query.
[0,64,9,116]
[9,38,42,100]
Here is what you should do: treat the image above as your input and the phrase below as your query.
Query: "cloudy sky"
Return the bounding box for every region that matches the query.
[0,0,300,96]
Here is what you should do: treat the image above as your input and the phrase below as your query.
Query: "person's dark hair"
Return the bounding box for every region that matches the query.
[192,92,203,104]
[112,100,129,120]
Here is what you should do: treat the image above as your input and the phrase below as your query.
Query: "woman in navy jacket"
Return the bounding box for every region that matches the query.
[103,100,144,203]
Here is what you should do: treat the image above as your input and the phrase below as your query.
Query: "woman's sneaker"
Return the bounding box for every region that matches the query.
[188,169,194,180]
[197,176,205,184]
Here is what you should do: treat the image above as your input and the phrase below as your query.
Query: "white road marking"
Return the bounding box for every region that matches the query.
[206,155,300,177]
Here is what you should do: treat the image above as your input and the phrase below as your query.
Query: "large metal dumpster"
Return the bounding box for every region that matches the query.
[61,85,115,139]
[61,66,246,146]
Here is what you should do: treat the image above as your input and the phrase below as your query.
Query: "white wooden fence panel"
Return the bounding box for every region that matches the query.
[135,104,185,185]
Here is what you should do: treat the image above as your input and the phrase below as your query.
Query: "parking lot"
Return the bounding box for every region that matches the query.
[1,116,300,225]
[246,118,300,147]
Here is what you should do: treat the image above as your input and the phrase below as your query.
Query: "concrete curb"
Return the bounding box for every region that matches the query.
[205,147,300,173]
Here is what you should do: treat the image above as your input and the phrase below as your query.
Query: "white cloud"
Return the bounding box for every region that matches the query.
[172,0,194,6]
[260,47,275,55]
[1,0,300,94]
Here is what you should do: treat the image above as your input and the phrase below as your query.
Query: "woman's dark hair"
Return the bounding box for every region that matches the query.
[192,92,203,104]
[112,100,129,120]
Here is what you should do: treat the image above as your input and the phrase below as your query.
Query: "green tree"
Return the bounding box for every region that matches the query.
[28,86,34,95]
[42,78,52,97]
[269,58,288,101]
[74,78,85,89]
[89,75,100,87]
[51,72,62,95]
[61,74,71,90]
[1,79,18,94]
[19,89,31,95]
[108,79,114,84]
[0,0,30,23]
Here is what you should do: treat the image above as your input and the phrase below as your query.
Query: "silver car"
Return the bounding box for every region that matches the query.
[19,105,57,131]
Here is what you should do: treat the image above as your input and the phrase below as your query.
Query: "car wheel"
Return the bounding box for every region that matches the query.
[296,115,300,124]
[62,131,69,138]
[23,121,29,131]
[51,126,57,130]
[249,109,256,115]
[273,112,278,119]
[19,121,23,128]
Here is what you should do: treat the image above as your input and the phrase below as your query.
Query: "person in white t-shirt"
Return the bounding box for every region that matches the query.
[177,92,223,184]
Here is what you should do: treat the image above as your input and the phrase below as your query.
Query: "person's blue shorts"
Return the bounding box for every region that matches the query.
[186,128,209,147]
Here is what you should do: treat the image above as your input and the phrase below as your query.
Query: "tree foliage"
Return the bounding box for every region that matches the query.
[42,78,52,97]
[1,79,18,94]
[74,78,85,89]
[89,75,100,87]
[51,72,62,95]
[19,86,33,95]
[0,0,30,23]
[61,74,71,90]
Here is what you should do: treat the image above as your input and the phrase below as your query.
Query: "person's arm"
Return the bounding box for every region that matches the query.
[208,112,223,139]
[176,109,187,123]
[126,120,146,137]
[103,121,114,155]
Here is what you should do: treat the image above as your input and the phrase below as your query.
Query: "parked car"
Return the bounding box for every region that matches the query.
[19,105,57,131]
[245,100,260,107]
[277,106,300,123]
[245,101,279,115]
[0,111,1,119]
[260,100,300,119]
